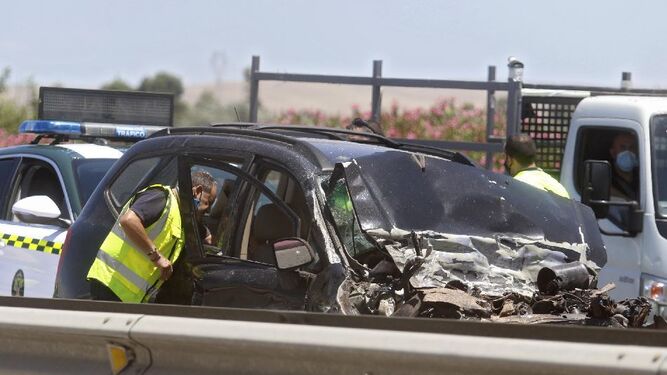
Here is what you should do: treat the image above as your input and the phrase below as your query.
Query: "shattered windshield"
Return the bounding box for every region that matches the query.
[323,175,377,261]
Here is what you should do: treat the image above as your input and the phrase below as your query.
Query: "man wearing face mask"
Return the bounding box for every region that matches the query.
[504,134,570,198]
[87,170,217,302]
[609,132,639,201]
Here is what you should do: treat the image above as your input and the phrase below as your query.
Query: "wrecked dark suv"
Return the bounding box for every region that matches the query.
[54,125,614,323]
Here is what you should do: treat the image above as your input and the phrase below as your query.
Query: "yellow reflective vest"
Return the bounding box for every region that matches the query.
[87,185,183,303]
[514,168,570,199]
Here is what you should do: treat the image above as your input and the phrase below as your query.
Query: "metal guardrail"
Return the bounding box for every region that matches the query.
[2,304,667,374]
[2,297,667,374]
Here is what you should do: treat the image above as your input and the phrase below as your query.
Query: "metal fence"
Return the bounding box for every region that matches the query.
[248,56,667,169]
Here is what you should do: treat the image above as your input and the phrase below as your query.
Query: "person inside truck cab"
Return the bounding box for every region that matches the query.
[87,171,218,303]
[609,132,639,201]
[504,134,570,198]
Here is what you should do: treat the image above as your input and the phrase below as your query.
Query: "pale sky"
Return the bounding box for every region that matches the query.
[2,0,666,89]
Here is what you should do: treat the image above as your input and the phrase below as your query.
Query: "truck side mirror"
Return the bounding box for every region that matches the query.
[581,160,611,219]
[273,238,313,270]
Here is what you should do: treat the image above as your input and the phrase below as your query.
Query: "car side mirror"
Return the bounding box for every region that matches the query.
[273,238,313,270]
[12,195,69,228]
[581,160,611,219]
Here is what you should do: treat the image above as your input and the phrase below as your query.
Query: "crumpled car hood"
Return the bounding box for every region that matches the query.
[370,229,598,297]
[337,150,606,267]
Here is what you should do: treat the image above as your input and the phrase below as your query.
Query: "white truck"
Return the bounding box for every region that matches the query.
[541,95,667,317]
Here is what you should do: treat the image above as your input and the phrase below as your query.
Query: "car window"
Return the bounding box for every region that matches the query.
[187,160,303,266]
[235,165,311,264]
[189,163,240,253]
[0,158,19,219]
[109,156,177,210]
[652,115,667,216]
[72,159,117,207]
[240,188,299,266]
[324,176,376,260]
[10,158,70,221]
[257,167,311,239]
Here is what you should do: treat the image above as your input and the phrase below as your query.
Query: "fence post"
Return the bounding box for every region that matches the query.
[249,55,260,122]
[506,80,522,137]
[485,66,496,170]
[371,60,383,124]
[506,58,524,137]
[621,71,632,91]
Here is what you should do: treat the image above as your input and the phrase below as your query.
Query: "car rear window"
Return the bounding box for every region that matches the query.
[73,159,117,207]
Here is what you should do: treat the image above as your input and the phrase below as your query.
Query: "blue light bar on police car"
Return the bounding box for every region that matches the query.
[19,120,82,135]
[19,120,164,141]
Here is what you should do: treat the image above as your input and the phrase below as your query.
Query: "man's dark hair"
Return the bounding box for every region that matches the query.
[505,134,537,165]
[191,170,216,193]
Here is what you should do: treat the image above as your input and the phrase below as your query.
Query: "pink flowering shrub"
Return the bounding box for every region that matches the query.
[0,129,33,147]
[271,99,507,169]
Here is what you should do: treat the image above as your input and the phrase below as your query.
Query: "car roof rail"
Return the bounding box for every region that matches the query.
[252,125,474,166]
[154,124,476,167]
[208,122,258,129]
[150,126,301,145]
[149,126,332,168]
[255,125,401,146]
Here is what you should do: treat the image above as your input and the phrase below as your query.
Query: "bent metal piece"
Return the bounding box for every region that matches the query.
[537,262,593,295]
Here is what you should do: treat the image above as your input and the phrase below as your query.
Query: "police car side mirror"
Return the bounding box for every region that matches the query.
[581,160,611,219]
[273,238,313,270]
[12,195,68,227]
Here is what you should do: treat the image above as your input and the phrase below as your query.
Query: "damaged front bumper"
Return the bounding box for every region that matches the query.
[332,229,656,328]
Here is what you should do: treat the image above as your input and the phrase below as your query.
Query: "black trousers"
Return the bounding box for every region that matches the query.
[89,279,121,302]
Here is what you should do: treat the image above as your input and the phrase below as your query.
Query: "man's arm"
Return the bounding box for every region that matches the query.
[119,210,173,281]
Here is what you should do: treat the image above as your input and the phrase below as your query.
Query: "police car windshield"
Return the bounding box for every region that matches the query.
[73,159,117,208]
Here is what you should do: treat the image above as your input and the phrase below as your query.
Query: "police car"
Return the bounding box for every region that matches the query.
[0,87,172,298]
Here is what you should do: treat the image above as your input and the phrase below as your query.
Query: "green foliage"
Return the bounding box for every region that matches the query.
[0,98,32,133]
[0,67,36,139]
[138,72,184,99]
[100,78,133,91]
[0,67,10,93]
[180,90,249,125]
[136,72,187,124]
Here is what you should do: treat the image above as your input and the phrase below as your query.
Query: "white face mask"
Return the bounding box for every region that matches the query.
[616,150,638,172]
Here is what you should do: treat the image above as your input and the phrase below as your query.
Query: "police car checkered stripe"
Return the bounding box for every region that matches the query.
[0,233,62,255]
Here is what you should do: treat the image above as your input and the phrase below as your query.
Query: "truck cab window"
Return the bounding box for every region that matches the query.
[576,128,639,228]
[651,115,667,216]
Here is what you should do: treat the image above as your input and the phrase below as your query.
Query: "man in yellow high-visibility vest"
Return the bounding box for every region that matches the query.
[87,171,217,302]
[504,134,570,199]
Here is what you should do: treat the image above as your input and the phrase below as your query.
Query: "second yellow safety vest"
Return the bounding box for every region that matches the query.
[514,168,570,199]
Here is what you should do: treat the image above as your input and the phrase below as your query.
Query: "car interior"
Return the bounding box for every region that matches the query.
[12,161,68,221]
[225,165,312,265]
